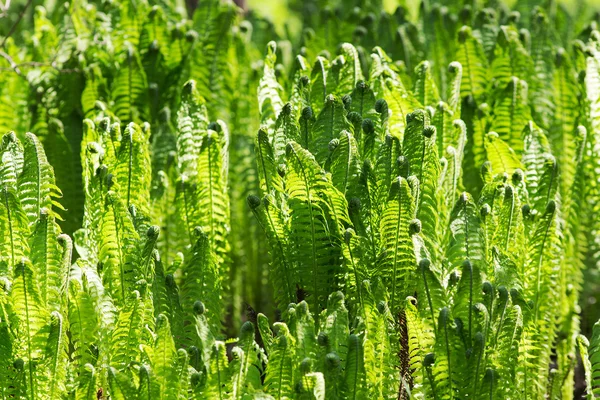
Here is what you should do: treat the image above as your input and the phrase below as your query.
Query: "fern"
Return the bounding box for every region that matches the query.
[111,44,149,125]
[0,1,598,399]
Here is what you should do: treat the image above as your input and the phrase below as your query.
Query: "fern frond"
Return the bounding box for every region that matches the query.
[231,321,263,398]
[109,290,147,369]
[490,26,533,85]
[329,130,361,199]
[255,129,284,197]
[403,111,442,260]
[264,323,295,399]
[331,43,364,96]
[144,314,179,398]
[445,192,487,277]
[484,132,522,176]
[258,41,284,130]
[177,80,209,179]
[194,127,230,266]
[312,94,351,164]
[489,78,531,154]
[111,44,149,124]
[376,176,417,313]
[181,229,223,336]
[115,122,152,217]
[0,186,29,277]
[285,142,348,311]
[248,195,295,307]
[98,190,140,303]
[18,133,64,226]
[456,26,489,102]
[189,2,238,121]
[29,210,64,312]
[36,311,68,400]
[578,334,593,400]
[413,61,440,108]
[0,132,24,188]
[11,258,49,400]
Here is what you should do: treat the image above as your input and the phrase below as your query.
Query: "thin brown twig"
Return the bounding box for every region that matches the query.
[0,60,81,73]
[1,0,33,48]
[0,49,26,80]
[0,66,81,73]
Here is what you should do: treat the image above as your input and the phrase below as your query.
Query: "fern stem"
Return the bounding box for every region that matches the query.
[534,208,555,321]
[421,260,437,333]
[2,187,15,268]
[290,147,320,309]
[425,365,439,400]
[390,178,404,312]
[126,133,133,208]
[19,264,36,400]
[264,206,294,304]
[504,190,514,251]
[441,310,452,396]
[346,244,364,319]
[467,261,473,345]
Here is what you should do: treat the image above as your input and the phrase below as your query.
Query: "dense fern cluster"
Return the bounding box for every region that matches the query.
[249,31,585,398]
[3,0,600,398]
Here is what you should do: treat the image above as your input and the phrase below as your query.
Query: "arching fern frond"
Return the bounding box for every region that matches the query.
[18,133,64,226]
[111,44,149,125]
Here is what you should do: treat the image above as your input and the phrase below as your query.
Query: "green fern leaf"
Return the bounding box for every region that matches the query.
[551,49,580,196]
[115,122,152,217]
[29,211,65,312]
[231,322,263,398]
[311,94,351,164]
[285,142,348,311]
[11,259,49,400]
[484,132,522,176]
[181,229,223,336]
[413,61,440,108]
[248,195,295,307]
[111,44,149,124]
[578,334,593,400]
[74,364,97,400]
[382,78,420,140]
[456,26,489,102]
[194,127,230,266]
[376,176,417,313]
[310,56,330,116]
[273,103,300,163]
[177,80,210,180]
[329,130,361,199]
[403,111,442,260]
[490,26,533,85]
[189,3,237,121]
[145,314,179,398]
[18,133,64,226]
[445,192,487,276]
[331,43,364,96]
[343,334,366,399]
[255,129,284,197]
[98,190,140,303]
[264,323,295,399]
[109,290,147,369]
[258,41,284,130]
[107,366,138,400]
[0,186,30,277]
[489,78,531,154]
[36,311,68,400]
[0,132,24,188]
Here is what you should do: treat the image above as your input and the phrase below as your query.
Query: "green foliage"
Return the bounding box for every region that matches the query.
[1,0,600,398]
